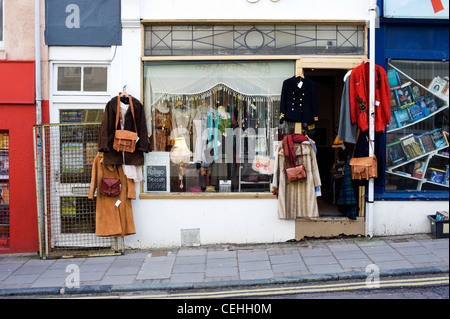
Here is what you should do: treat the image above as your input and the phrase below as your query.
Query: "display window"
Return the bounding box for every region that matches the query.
[143,61,295,193]
[385,60,449,191]
[0,130,9,248]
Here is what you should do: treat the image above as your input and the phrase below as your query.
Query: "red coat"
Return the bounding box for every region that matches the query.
[349,62,391,132]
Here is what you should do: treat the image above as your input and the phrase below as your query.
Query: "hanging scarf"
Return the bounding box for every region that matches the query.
[282,133,308,167]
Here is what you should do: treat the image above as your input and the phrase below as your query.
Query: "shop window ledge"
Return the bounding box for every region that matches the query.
[139,192,276,200]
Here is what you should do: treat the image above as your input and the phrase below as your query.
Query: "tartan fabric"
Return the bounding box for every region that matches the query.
[337,155,358,220]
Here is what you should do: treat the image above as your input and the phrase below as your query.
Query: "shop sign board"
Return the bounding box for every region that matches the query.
[45,0,122,46]
[140,0,371,21]
[384,0,449,19]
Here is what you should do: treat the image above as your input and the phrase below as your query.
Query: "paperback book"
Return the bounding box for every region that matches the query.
[387,140,408,167]
[417,132,436,153]
[407,102,425,122]
[400,134,425,160]
[412,160,426,179]
[430,128,448,149]
[393,105,413,128]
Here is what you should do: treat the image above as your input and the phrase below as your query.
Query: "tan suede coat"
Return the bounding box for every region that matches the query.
[88,152,136,237]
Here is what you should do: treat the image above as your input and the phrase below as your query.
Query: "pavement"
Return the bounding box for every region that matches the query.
[0,234,448,297]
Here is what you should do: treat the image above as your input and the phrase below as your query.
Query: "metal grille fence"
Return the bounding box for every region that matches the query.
[34,123,123,259]
[0,131,9,248]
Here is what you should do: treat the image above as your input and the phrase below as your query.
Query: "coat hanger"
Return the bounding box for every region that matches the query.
[120,85,130,104]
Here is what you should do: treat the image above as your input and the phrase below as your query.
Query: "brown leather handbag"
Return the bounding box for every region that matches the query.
[100,178,121,197]
[349,129,378,180]
[100,164,121,197]
[286,163,307,182]
[285,143,307,182]
[113,93,138,153]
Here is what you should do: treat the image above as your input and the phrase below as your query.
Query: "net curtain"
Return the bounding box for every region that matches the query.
[143,61,295,134]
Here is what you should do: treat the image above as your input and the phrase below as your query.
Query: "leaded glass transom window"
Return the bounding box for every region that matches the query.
[144,24,366,56]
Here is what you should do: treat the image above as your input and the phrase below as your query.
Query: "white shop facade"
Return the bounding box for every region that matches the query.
[46,0,448,250]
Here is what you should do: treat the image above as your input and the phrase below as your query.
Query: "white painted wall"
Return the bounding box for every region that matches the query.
[373,201,449,236]
[125,197,295,248]
[141,0,371,21]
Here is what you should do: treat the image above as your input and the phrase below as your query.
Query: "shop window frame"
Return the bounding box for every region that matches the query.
[379,59,449,201]
[140,21,368,199]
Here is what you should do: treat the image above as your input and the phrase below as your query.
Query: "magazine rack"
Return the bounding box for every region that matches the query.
[386,64,449,191]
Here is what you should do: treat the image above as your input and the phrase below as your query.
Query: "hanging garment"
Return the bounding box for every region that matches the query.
[272,140,322,220]
[337,154,358,220]
[88,152,136,237]
[98,94,150,166]
[338,76,358,144]
[193,103,212,163]
[279,76,318,132]
[349,62,391,132]
[151,107,172,152]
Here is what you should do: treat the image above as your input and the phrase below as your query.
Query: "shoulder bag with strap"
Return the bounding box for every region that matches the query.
[285,142,307,182]
[349,128,378,180]
[113,93,138,153]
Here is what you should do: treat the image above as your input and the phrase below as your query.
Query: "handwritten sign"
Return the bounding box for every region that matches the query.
[146,165,168,192]
[144,152,170,193]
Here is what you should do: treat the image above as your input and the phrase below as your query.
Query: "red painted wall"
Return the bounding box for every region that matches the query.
[0,61,49,253]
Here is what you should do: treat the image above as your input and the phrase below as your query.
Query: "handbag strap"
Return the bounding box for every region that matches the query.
[351,128,375,159]
[115,93,138,133]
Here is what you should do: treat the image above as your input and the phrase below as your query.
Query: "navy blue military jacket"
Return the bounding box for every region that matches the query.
[279,76,318,131]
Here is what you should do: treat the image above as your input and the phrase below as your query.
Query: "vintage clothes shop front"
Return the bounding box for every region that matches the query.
[40,0,448,252]
[125,0,372,248]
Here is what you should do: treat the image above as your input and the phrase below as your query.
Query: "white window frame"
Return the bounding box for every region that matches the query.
[52,63,111,97]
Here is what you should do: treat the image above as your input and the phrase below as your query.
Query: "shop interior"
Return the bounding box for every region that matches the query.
[304,68,354,218]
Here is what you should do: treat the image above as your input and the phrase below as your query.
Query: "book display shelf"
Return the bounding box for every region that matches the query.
[386,64,449,191]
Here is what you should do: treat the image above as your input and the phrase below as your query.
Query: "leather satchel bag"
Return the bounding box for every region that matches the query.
[349,129,378,180]
[113,93,138,153]
[100,178,121,197]
[285,143,307,182]
[286,163,307,182]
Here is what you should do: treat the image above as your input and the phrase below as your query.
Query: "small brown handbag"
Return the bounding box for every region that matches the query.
[285,143,307,182]
[113,93,138,153]
[100,162,121,196]
[349,129,378,180]
[100,178,121,197]
[286,163,307,182]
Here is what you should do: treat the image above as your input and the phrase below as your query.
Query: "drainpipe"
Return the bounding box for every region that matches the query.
[35,0,42,125]
[35,0,45,257]
[366,0,377,238]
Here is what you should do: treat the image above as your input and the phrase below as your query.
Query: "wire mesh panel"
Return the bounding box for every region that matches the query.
[0,131,9,249]
[34,123,123,259]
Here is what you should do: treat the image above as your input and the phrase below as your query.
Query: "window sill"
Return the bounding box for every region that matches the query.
[139,192,276,200]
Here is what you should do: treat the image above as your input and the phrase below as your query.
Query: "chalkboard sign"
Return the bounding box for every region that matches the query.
[144,152,170,193]
[146,165,168,192]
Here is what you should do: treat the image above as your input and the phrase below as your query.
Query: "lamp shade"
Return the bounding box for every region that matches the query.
[170,137,192,164]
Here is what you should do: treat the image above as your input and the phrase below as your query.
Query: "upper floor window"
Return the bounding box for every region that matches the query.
[56,65,108,94]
